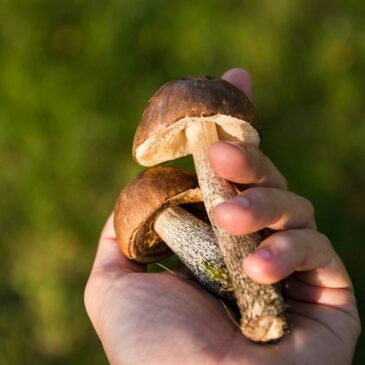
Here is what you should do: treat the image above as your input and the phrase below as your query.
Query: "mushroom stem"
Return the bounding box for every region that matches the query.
[154,206,233,299]
[186,121,287,342]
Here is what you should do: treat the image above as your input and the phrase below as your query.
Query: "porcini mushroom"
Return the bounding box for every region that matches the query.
[133,76,286,342]
[114,166,233,299]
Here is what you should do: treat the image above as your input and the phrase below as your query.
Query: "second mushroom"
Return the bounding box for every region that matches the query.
[114,166,233,300]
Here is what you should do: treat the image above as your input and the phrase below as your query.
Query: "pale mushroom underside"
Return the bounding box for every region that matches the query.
[135,114,260,166]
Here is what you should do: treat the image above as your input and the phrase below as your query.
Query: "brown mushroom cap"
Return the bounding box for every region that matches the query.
[133,76,261,166]
[114,166,203,263]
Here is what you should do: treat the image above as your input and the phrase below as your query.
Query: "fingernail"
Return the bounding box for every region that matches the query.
[252,249,272,261]
[224,141,246,153]
[223,196,250,208]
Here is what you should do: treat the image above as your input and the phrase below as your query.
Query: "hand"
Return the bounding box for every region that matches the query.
[84,69,360,365]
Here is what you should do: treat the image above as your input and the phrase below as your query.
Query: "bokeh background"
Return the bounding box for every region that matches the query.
[1,0,364,363]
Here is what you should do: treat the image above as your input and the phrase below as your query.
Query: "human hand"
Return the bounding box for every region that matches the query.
[84,68,360,365]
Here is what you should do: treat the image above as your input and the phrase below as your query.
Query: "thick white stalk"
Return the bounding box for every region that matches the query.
[154,206,233,299]
[186,121,286,342]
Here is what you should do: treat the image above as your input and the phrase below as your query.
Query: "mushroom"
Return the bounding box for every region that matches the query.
[132,76,286,342]
[114,166,233,299]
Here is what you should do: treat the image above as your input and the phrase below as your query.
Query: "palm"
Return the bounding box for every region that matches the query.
[87,266,357,365]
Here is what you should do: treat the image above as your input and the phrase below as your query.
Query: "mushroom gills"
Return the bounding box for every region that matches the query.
[135,115,260,167]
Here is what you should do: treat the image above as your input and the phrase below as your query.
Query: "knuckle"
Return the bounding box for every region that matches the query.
[266,230,292,249]
[300,196,315,217]
[274,232,293,250]
[315,233,334,266]
[317,232,333,250]
[241,143,265,178]
[354,317,362,339]
[278,174,288,190]
[244,187,266,205]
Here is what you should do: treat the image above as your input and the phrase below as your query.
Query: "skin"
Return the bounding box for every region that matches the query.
[84,68,361,365]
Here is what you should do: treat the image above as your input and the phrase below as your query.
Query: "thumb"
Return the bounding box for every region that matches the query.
[221,68,253,100]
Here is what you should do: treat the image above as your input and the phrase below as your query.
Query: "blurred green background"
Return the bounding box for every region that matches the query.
[0,0,364,363]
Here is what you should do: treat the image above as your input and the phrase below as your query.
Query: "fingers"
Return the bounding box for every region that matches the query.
[243,229,352,289]
[91,213,145,276]
[283,276,356,313]
[208,141,287,189]
[213,187,316,235]
[221,68,253,100]
[219,68,355,320]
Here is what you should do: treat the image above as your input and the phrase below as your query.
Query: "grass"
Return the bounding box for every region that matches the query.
[0,0,364,363]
